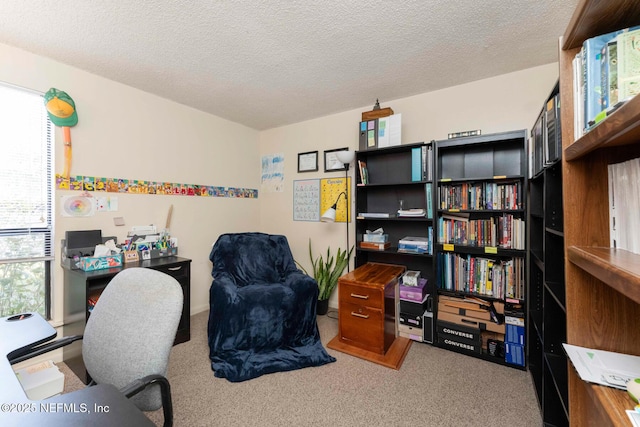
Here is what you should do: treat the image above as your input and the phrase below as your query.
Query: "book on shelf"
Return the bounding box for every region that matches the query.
[426,183,433,219]
[357,212,395,218]
[437,252,523,299]
[357,160,369,185]
[544,93,561,165]
[617,28,640,101]
[359,241,391,250]
[410,145,433,182]
[398,233,432,255]
[574,26,640,136]
[532,111,545,175]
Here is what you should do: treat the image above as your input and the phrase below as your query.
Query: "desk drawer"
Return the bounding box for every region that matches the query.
[151,262,189,280]
[340,302,383,353]
[339,282,383,309]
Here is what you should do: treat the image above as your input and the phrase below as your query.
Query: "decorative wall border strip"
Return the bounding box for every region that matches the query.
[55,174,259,198]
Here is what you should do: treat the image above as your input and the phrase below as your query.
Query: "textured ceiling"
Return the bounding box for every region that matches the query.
[0,1,578,130]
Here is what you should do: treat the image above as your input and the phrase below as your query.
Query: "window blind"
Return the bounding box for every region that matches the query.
[0,83,53,262]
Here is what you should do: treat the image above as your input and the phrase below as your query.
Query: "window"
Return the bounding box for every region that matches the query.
[0,83,53,318]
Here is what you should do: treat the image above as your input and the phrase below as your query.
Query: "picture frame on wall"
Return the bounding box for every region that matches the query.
[297,151,319,173]
[324,147,349,172]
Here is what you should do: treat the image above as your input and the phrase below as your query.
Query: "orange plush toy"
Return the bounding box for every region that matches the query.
[44,88,78,178]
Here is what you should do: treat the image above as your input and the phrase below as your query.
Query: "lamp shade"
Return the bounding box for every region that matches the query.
[320,205,337,222]
[336,150,355,165]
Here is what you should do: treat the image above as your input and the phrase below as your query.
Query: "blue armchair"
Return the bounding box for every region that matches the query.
[207,232,335,382]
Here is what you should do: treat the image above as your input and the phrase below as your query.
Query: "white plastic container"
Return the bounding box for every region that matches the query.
[14,360,65,400]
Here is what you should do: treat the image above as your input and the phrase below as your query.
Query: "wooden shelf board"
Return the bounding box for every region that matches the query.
[564,95,640,161]
[567,246,640,304]
[562,0,640,50]
[327,335,412,370]
[585,380,635,426]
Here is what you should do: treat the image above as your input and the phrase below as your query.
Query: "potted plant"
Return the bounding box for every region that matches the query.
[297,240,353,315]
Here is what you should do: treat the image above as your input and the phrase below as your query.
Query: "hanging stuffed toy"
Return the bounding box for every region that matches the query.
[44,88,78,178]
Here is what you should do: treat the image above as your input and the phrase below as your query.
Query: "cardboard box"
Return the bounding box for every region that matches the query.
[14,360,64,400]
[439,294,504,314]
[437,310,506,335]
[437,333,482,354]
[436,319,481,343]
[398,323,423,342]
[438,301,492,321]
[79,253,123,271]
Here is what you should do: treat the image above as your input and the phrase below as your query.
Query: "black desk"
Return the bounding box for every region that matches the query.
[62,256,191,383]
[0,312,154,426]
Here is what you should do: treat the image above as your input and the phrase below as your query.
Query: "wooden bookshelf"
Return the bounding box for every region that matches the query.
[559,0,640,424]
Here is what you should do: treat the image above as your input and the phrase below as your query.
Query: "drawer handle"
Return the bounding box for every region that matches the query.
[350,312,369,319]
[168,266,182,271]
[350,293,369,300]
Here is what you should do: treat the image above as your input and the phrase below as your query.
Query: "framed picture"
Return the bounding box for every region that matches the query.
[297,151,318,173]
[324,147,349,172]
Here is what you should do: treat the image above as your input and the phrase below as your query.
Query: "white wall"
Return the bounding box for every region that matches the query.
[0,42,261,325]
[1,39,559,323]
[259,62,559,308]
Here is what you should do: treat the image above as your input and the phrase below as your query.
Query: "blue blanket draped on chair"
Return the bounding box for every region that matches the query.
[208,232,336,382]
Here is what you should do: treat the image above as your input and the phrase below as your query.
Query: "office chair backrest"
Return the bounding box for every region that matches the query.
[82,267,183,411]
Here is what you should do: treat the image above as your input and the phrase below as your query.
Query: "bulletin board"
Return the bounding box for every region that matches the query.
[320,177,351,223]
[293,179,320,221]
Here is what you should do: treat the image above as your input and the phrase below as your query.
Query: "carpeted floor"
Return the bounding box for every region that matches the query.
[61,310,542,426]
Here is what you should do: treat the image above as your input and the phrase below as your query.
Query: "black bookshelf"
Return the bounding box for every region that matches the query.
[527,81,568,427]
[434,130,528,369]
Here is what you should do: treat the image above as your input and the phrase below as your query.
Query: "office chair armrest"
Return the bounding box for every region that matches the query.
[8,335,83,365]
[120,374,173,427]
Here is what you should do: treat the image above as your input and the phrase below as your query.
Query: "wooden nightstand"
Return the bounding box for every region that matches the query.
[327,262,412,369]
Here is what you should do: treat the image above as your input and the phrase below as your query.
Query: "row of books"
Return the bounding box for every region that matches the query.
[359,232,433,255]
[437,253,525,300]
[357,146,433,185]
[438,181,522,211]
[531,87,561,177]
[573,26,640,138]
[411,145,433,182]
[608,157,640,255]
[437,213,525,250]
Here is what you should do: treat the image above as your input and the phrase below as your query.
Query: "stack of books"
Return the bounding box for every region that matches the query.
[398,235,432,254]
[397,208,426,218]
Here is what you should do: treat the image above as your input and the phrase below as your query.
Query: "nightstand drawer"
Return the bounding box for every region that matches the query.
[339,282,383,309]
[339,302,383,353]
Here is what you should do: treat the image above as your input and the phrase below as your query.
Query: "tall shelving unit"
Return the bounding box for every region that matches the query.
[354,142,435,296]
[559,1,640,425]
[528,82,567,426]
[433,130,528,368]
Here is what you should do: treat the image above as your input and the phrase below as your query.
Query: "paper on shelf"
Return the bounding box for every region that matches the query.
[563,343,640,390]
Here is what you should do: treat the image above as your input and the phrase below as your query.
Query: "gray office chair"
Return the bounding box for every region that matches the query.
[10,267,183,427]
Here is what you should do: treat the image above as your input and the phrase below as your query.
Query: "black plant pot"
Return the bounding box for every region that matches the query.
[317,299,329,316]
